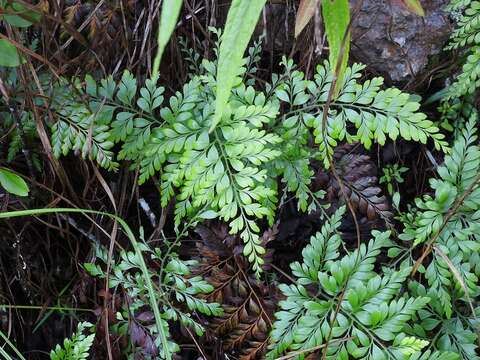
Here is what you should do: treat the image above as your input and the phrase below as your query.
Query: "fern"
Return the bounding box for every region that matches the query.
[48,30,448,273]
[84,238,222,357]
[50,79,118,170]
[49,70,165,169]
[139,64,281,274]
[407,281,479,359]
[445,0,480,99]
[400,113,480,318]
[273,58,448,168]
[50,322,95,360]
[267,207,432,360]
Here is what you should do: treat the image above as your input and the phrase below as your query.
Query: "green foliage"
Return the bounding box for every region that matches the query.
[274,58,448,168]
[0,0,41,28]
[152,0,183,77]
[445,0,480,99]
[139,70,281,273]
[212,0,267,130]
[0,1,39,67]
[380,164,409,196]
[84,237,222,357]
[47,30,448,274]
[408,281,479,359]
[0,39,23,67]
[0,167,29,196]
[50,71,165,170]
[400,113,480,318]
[322,0,350,95]
[50,322,95,360]
[447,46,480,99]
[267,207,434,359]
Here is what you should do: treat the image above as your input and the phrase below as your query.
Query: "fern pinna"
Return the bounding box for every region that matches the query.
[444,0,480,99]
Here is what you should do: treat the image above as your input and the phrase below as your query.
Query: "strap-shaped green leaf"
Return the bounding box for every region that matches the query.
[152,0,183,77]
[211,0,267,132]
[322,0,350,96]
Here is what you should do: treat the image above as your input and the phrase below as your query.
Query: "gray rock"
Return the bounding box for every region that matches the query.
[350,0,452,83]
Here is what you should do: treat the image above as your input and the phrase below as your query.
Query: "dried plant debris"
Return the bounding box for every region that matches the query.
[315,144,394,229]
[192,223,278,359]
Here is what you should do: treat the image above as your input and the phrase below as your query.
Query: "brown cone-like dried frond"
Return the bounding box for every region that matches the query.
[318,144,394,229]
[191,223,278,359]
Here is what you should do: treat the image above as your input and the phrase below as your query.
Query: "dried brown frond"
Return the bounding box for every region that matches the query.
[316,144,393,229]
[191,223,278,360]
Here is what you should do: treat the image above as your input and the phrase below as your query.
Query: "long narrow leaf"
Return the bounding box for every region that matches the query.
[210,0,267,132]
[152,0,183,78]
[322,0,350,96]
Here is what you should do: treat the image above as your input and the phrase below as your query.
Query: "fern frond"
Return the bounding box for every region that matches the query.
[445,0,480,99]
[51,99,118,170]
[275,58,448,168]
[50,322,95,360]
[446,1,480,50]
[400,113,480,317]
[84,239,222,358]
[447,47,480,99]
[408,281,479,359]
[139,73,281,273]
[268,207,430,359]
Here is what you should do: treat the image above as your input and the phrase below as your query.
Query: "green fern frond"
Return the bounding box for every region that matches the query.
[447,47,480,99]
[400,113,480,318]
[51,99,118,170]
[446,1,480,50]
[138,72,281,273]
[275,58,448,168]
[85,241,222,357]
[445,0,480,100]
[268,207,430,360]
[50,322,95,360]
[408,281,478,359]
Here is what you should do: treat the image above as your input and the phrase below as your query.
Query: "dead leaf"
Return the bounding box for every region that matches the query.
[295,0,316,38]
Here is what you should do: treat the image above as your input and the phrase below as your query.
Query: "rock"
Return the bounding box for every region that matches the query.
[255,0,452,84]
[350,0,452,83]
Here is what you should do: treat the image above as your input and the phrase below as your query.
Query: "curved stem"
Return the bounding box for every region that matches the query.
[0,208,172,360]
